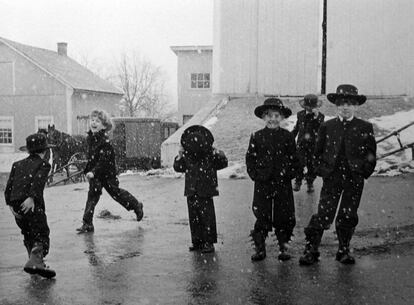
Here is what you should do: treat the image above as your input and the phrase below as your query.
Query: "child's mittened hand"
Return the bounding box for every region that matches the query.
[178,146,184,158]
[86,172,94,180]
[20,197,35,214]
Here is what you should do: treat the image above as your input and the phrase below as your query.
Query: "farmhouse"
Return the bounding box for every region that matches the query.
[0,37,123,154]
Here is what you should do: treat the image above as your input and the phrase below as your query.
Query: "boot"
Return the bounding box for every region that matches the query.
[276,230,292,261]
[134,201,144,221]
[201,242,215,253]
[299,228,323,266]
[76,223,94,234]
[24,245,56,278]
[250,230,266,261]
[293,180,302,192]
[336,227,355,265]
[189,243,202,252]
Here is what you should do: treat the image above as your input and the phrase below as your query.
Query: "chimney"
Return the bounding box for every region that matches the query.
[57,42,67,56]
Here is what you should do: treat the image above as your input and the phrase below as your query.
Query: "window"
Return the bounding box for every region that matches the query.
[183,115,193,125]
[35,116,54,131]
[190,73,210,89]
[0,117,13,144]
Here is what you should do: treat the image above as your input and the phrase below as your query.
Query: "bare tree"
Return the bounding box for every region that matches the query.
[116,52,169,118]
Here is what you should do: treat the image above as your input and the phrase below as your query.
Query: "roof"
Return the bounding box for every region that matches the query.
[0,37,123,95]
[170,45,213,55]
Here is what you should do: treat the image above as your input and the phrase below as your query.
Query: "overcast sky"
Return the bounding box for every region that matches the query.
[0,0,214,106]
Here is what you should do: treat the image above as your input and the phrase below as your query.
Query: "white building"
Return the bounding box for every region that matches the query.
[170,46,212,125]
[212,0,414,97]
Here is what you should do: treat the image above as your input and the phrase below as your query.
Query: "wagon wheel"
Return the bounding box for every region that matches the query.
[68,152,88,182]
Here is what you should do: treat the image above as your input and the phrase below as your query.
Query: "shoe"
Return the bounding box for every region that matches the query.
[134,201,144,221]
[293,181,302,192]
[24,246,56,279]
[299,250,319,266]
[76,223,94,234]
[201,243,215,253]
[307,183,314,193]
[336,251,355,265]
[278,250,291,261]
[189,244,202,252]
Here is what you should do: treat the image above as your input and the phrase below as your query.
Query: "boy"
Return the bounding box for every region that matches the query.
[76,109,143,233]
[4,133,56,278]
[299,84,377,265]
[173,125,228,253]
[246,98,300,261]
[291,94,325,193]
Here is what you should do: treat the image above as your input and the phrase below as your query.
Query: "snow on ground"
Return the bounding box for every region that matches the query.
[370,109,414,176]
[203,116,218,130]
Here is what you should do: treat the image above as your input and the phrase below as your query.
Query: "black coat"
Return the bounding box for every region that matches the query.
[246,127,300,183]
[84,130,117,179]
[4,154,51,208]
[314,117,377,179]
[173,150,228,197]
[292,110,324,148]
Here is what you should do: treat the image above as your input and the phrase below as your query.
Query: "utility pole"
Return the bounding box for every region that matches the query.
[321,0,327,94]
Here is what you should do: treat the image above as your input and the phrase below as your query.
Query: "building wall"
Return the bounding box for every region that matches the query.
[0,43,67,152]
[326,0,414,95]
[176,50,212,125]
[71,91,122,135]
[213,0,321,96]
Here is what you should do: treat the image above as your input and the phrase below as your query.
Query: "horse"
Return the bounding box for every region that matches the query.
[37,128,55,183]
[46,125,88,182]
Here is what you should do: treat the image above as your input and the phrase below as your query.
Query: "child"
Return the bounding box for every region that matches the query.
[76,109,143,233]
[4,133,56,278]
[299,84,376,265]
[173,125,228,253]
[246,98,299,261]
[291,94,325,193]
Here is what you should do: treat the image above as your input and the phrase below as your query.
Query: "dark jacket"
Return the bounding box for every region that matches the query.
[84,130,117,179]
[246,127,300,183]
[314,117,377,179]
[292,110,325,147]
[173,149,228,197]
[4,154,51,208]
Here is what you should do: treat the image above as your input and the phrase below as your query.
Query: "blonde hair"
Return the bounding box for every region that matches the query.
[90,109,113,131]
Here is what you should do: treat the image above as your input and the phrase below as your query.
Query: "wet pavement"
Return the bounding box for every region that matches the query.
[1,174,414,305]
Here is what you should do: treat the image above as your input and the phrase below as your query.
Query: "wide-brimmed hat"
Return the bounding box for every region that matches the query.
[299,94,322,108]
[181,125,214,154]
[254,98,292,118]
[19,133,55,153]
[327,84,366,105]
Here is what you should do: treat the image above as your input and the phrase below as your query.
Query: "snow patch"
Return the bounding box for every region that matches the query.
[370,109,414,176]
[203,116,218,130]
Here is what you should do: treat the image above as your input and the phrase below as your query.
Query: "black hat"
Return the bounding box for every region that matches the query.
[19,133,55,153]
[181,125,214,154]
[254,98,292,118]
[327,84,366,105]
[299,94,322,108]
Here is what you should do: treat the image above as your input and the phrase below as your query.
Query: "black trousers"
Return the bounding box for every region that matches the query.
[187,195,217,245]
[82,177,139,225]
[296,145,316,184]
[252,180,296,242]
[12,201,50,257]
[306,169,364,232]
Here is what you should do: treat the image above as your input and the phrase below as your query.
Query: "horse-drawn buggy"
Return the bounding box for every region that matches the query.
[41,118,178,185]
